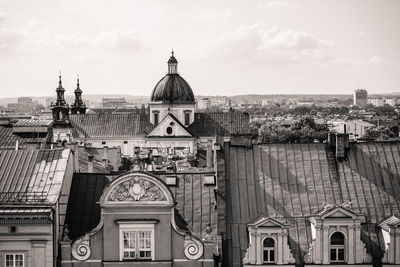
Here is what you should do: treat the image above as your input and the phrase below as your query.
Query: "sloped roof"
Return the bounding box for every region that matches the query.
[225,142,400,266]
[189,112,251,137]
[0,149,71,205]
[69,113,154,138]
[65,173,113,240]
[0,126,26,149]
[14,119,53,127]
[65,171,218,241]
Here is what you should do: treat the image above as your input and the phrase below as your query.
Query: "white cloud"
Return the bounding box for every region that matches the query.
[369,55,384,65]
[354,31,366,38]
[196,24,336,64]
[0,19,146,58]
[260,1,297,9]
[196,9,233,20]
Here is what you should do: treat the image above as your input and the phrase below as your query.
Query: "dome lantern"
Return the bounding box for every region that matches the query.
[167,50,178,74]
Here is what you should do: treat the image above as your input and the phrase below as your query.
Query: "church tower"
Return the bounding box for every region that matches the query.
[71,76,87,114]
[51,74,70,125]
[51,73,72,143]
[149,51,195,126]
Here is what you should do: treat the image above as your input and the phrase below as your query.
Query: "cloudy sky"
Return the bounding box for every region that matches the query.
[0,0,399,98]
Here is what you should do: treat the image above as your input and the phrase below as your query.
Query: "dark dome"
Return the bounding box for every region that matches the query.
[150,74,195,104]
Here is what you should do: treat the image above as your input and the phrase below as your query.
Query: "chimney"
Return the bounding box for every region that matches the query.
[15,140,19,151]
[102,158,107,169]
[103,146,109,162]
[88,155,94,173]
[206,140,213,169]
[74,142,79,172]
[335,133,349,159]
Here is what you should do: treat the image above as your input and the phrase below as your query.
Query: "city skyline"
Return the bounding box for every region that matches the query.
[0,0,399,98]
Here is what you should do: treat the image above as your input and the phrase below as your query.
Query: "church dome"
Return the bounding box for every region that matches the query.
[150,51,195,104]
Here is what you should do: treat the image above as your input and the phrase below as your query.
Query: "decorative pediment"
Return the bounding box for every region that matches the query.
[147,113,193,138]
[100,172,174,206]
[248,215,288,229]
[317,202,360,219]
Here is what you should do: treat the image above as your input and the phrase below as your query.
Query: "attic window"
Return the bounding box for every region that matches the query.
[166,126,173,135]
[9,226,16,234]
[102,141,106,145]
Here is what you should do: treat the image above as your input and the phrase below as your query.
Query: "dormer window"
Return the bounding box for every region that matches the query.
[243,216,295,265]
[330,232,345,263]
[304,203,372,265]
[263,237,275,263]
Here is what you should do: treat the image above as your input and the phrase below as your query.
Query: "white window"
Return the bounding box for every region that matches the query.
[5,254,24,267]
[262,237,275,263]
[119,223,155,261]
[330,232,345,263]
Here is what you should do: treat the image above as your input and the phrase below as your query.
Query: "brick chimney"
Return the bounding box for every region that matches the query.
[88,155,94,173]
[206,140,213,169]
[329,132,349,159]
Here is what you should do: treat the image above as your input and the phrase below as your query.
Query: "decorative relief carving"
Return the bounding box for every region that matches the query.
[71,236,91,261]
[107,176,167,202]
[304,244,314,263]
[184,236,204,260]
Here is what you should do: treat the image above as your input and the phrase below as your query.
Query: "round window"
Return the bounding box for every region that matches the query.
[166,126,173,134]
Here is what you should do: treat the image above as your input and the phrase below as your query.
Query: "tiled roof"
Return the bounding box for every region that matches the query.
[189,112,251,137]
[224,142,400,266]
[0,149,71,204]
[65,171,218,241]
[14,119,53,127]
[69,113,154,138]
[0,126,26,149]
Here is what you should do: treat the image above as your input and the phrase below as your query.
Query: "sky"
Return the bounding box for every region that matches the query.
[0,0,399,98]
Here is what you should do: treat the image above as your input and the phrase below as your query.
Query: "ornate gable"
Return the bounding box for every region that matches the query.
[147,113,193,138]
[100,172,174,207]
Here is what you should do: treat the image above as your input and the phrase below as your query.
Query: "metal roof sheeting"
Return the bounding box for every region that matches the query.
[225,142,400,266]
[189,112,251,137]
[0,149,71,204]
[70,113,154,138]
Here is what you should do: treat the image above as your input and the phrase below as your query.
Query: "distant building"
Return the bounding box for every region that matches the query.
[17,97,32,105]
[353,89,368,106]
[368,98,385,107]
[331,119,375,140]
[46,98,56,108]
[297,101,313,106]
[197,97,211,110]
[102,97,127,108]
[384,98,397,106]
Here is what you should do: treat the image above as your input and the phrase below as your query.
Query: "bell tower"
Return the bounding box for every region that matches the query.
[51,73,70,125]
[51,73,72,143]
[71,76,87,114]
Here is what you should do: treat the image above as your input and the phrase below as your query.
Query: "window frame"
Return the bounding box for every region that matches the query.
[262,236,276,264]
[184,112,190,126]
[119,223,155,261]
[329,231,346,263]
[4,253,24,267]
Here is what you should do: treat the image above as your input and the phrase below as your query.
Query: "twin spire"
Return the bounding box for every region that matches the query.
[54,72,86,114]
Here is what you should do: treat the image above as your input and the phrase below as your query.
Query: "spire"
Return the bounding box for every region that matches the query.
[55,72,66,106]
[71,75,86,114]
[167,50,178,74]
[75,75,82,92]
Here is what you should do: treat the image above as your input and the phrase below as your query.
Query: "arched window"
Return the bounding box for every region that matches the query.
[263,237,275,263]
[330,232,345,263]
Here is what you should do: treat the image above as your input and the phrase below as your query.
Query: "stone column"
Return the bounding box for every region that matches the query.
[277,233,283,264]
[315,224,322,264]
[355,225,361,263]
[395,227,400,264]
[283,232,289,264]
[348,225,354,264]
[256,232,262,265]
[322,225,330,264]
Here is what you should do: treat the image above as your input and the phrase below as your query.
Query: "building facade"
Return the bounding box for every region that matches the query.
[354,89,368,106]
